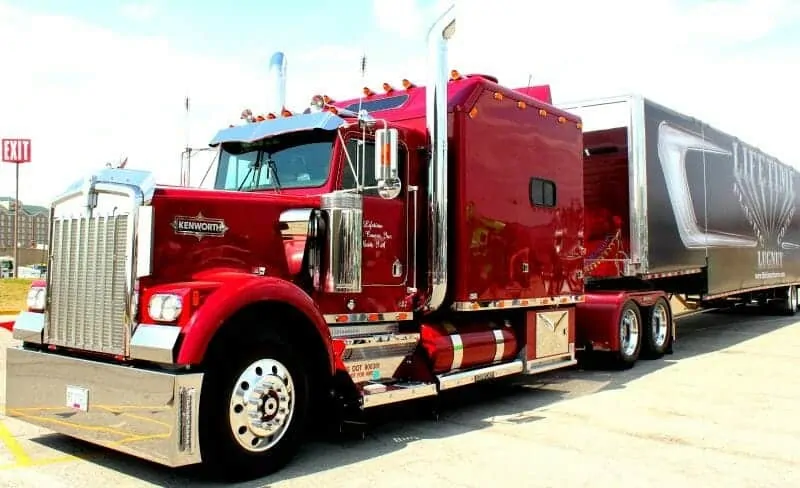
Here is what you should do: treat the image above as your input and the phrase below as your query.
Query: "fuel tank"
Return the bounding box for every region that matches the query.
[420,320,519,374]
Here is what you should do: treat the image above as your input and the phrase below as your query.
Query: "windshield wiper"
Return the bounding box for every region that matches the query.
[266,157,281,192]
[236,151,282,192]
[236,151,264,191]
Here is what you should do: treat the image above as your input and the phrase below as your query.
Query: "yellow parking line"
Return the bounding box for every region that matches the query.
[0,421,82,470]
[0,421,31,466]
[0,455,78,470]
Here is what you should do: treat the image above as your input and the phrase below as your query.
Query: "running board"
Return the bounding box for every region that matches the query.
[359,356,578,408]
[360,381,438,408]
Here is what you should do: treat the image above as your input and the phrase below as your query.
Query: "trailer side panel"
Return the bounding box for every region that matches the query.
[643,99,800,297]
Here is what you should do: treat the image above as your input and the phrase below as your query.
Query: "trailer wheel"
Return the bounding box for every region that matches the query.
[781,286,798,316]
[614,300,642,369]
[642,297,671,359]
[198,331,310,481]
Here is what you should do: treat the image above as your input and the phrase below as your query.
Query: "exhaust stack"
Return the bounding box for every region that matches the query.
[424,4,456,312]
[267,51,287,115]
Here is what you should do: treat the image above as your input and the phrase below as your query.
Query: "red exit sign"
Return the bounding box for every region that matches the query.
[2,139,32,163]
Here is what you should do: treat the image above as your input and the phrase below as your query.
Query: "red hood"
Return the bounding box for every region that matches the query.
[146,186,318,286]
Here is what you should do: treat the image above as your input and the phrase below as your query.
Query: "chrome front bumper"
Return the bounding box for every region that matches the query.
[5,347,204,467]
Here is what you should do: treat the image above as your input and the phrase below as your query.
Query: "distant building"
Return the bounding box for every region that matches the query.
[0,197,49,249]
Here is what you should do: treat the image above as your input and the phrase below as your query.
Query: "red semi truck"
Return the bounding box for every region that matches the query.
[6,3,799,480]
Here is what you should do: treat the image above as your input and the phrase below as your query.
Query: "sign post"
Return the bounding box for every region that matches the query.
[1,138,32,278]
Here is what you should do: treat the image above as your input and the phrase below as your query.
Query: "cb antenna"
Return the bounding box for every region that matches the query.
[181,95,192,186]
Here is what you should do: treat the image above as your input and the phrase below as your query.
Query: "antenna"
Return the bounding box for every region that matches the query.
[181,95,191,186]
[357,53,367,114]
[527,73,533,89]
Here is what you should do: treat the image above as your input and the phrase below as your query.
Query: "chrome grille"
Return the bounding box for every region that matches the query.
[45,213,132,355]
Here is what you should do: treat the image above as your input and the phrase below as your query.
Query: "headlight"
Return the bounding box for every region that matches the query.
[148,293,183,322]
[26,286,46,311]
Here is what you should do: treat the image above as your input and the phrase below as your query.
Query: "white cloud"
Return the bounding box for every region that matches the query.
[0,0,796,208]
[372,0,800,167]
[0,3,383,202]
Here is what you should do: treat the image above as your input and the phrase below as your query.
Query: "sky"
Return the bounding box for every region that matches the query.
[0,0,798,205]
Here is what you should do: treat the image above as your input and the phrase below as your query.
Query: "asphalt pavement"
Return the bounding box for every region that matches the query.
[0,307,798,487]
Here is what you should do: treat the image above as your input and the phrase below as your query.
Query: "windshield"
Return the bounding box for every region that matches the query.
[215,131,335,191]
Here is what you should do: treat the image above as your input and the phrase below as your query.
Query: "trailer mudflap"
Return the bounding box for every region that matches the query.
[5,347,204,467]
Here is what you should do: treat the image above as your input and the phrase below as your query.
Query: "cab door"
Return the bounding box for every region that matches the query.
[340,137,409,289]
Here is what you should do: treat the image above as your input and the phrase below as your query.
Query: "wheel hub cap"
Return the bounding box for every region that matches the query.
[620,308,640,356]
[229,358,295,452]
[651,304,669,348]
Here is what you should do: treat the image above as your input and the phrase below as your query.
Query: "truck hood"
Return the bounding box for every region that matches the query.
[146,186,318,285]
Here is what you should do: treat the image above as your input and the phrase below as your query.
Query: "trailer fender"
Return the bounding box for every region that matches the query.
[175,275,333,373]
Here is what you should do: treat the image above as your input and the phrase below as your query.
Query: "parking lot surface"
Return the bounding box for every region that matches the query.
[0,308,798,487]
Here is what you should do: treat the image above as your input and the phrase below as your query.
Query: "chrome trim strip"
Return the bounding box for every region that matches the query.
[136,206,154,278]
[451,295,584,312]
[423,3,456,313]
[129,323,182,363]
[11,311,44,344]
[450,333,463,370]
[329,322,399,338]
[492,329,504,362]
[524,355,578,375]
[361,382,438,408]
[323,311,414,325]
[437,360,524,391]
[279,208,314,223]
[629,96,649,273]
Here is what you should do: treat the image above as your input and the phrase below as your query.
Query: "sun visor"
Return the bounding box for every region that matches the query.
[209,111,346,147]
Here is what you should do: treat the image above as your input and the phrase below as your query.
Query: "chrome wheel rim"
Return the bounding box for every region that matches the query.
[790,287,797,311]
[651,302,669,348]
[620,308,640,357]
[229,358,295,453]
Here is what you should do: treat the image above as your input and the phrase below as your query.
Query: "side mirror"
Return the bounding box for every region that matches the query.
[374,128,402,199]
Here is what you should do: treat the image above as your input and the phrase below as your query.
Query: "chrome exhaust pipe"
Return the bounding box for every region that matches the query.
[424,4,456,312]
[267,51,287,116]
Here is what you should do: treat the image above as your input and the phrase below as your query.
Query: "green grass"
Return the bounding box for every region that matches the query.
[0,278,33,313]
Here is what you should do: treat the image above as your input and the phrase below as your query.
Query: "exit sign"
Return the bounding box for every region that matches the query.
[2,139,32,164]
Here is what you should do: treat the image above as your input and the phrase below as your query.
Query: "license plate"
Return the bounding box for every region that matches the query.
[66,385,89,412]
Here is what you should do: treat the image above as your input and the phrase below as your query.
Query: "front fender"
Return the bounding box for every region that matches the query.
[175,275,332,372]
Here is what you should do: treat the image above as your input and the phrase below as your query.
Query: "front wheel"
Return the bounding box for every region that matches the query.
[199,332,310,481]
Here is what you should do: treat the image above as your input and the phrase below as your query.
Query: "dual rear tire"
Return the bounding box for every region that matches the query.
[614,297,672,368]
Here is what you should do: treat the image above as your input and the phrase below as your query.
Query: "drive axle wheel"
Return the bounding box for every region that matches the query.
[642,297,672,359]
[614,300,642,369]
[199,332,310,481]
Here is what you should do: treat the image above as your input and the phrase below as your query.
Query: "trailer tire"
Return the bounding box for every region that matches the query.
[198,330,310,481]
[613,300,642,369]
[641,297,672,359]
[781,286,798,316]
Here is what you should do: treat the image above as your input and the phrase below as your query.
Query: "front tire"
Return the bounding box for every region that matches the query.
[199,331,310,481]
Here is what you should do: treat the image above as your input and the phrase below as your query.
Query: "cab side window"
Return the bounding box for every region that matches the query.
[341,139,406,196]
